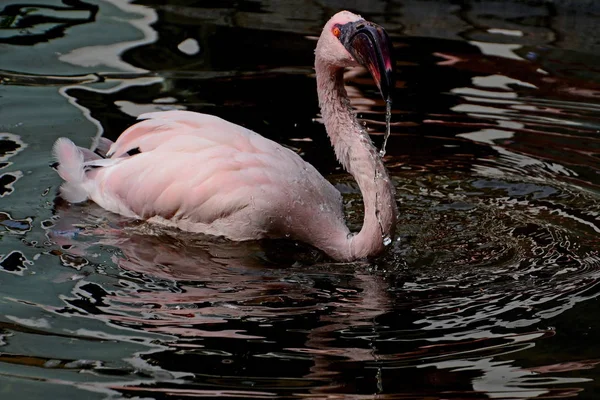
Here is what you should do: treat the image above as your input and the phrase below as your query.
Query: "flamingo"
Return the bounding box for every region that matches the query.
[53,11,397,261]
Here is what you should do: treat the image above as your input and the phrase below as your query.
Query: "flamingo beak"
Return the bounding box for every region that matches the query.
[338,20,395,101]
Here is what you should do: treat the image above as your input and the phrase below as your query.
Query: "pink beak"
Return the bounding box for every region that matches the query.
[338,20,395,101]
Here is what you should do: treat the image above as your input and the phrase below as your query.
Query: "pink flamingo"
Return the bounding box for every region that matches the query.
[53,11,397,261]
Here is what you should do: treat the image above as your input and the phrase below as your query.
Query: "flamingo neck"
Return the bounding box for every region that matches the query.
[315,57,397,260]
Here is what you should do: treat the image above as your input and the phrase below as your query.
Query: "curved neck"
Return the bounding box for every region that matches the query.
[315,56,397,260]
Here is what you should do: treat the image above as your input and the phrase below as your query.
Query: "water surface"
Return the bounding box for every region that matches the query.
[2,1,600,398]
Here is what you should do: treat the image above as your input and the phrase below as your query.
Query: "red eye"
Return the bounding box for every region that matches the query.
[332,26,341,37]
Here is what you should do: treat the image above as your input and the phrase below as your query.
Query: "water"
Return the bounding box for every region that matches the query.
[379,98,392,157]
[2,0,600,398]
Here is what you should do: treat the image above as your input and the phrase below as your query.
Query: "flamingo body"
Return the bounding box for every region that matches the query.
[55,111,348,246]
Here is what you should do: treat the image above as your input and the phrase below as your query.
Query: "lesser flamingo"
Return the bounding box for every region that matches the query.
[53,11,397,261]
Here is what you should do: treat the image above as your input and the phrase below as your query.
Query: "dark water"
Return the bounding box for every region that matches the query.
[2,0,600,398]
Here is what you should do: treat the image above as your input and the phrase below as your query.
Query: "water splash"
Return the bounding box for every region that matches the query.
[379,98,392,157]
[382,235,392,246]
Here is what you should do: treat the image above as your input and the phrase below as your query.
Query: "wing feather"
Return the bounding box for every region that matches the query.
[108,110,257,158]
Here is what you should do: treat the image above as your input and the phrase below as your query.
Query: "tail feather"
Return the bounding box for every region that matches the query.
[80,147,102,163]
[94,137,114,158]
[53,138,89,203]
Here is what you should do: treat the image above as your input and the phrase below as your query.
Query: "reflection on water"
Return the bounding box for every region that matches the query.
[2,0,600,398]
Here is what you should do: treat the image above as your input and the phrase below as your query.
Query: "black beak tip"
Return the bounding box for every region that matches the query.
[383,67,395,102]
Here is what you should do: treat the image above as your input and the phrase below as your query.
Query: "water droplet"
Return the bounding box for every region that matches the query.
[177,38,201,55]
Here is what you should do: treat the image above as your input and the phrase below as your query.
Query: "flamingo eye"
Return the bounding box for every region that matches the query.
[332,25,341,38]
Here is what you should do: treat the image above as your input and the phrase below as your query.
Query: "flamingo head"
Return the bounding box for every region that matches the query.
[318,11,395,101]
